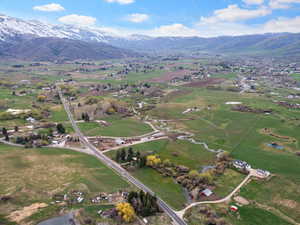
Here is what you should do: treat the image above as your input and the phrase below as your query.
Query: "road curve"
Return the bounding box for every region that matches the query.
[57,85,187,225]
[176,172,253,218]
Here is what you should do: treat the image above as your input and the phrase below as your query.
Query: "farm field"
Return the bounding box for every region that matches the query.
[185,204,294,225]
[0,144,130,225]
[78,116,153,137]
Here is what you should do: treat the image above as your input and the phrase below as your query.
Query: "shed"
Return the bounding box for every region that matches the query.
[201,188,213,197]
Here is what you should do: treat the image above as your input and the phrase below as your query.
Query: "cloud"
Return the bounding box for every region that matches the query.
[149,24,200,37]
[263,16,300,32]
[104,0,135,4]
[243,0,264,5]
[58,14,96,26]
[200,4,271,24]
[125,13,149,23]
[269,0,300,9]
[33,3,65,12]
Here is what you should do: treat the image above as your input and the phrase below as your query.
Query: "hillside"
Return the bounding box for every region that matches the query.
[0,37,139,61]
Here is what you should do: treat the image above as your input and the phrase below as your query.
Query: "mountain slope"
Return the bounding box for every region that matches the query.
[1,14,300,57]
[0,37,139,61]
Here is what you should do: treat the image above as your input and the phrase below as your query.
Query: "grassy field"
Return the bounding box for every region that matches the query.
[132,168,186,210]
[290,73,300,81]
[107,139,216,170]
[0,144,130,224]
[185,204,293,225]
[150,88,300,180]
[240,176,300,223]
[78,116,153,137]
[213,169,246,197]
[106,139,217,210]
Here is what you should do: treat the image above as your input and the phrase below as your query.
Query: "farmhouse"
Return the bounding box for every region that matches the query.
[233,160,251,170]
[201,188,213,197]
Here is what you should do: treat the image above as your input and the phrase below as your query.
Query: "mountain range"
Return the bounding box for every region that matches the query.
[1,14,300,61]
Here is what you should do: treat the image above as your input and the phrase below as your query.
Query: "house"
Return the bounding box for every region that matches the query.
[115,138,125,145]
[256,169,270,178]
[26,117,36,123]
[233,160,251,171]
[201,188,213,197]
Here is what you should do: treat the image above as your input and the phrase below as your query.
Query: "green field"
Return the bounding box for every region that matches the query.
[0,144,130,224]
[290,73,300,81]
[132,168,186,210]
[78,116,153,137]
[185,204,293,225]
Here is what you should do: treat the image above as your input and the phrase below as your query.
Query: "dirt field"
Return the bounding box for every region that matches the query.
[149,70,191,82]
[182,78,225,87]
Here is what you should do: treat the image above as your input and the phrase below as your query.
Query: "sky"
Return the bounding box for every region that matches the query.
[1,0,300,37]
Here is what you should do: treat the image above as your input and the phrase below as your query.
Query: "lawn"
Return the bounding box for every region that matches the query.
[78,116,153,137]
[0,144,130,224]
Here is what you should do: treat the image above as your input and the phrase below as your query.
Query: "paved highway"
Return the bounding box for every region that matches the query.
[57,85,187,225]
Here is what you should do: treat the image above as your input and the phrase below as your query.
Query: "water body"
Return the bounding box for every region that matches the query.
[267,143,284,150]
[37,213,76,225]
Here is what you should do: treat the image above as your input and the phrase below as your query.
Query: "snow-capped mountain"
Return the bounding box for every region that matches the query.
[0,14,122,43]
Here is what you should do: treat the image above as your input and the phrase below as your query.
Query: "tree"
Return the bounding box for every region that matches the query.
[4,134,9,141]
[188,170,200,178]
[116,150,121,162]
[146,155,161,167]
[56,123,66,134]
[199,170,214,184]
[116,202,135,223]
[138,156,147,168]
[14,126,19,132]
[2,127,8,136]
[37,95,47,102]
[127,147,134,161]
[120,149,126,162]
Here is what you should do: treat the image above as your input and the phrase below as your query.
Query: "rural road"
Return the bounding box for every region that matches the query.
[57,85,187,225]
[176,170,255,218]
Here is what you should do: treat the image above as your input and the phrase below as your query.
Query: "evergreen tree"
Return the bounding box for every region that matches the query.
[2,127,8,136]
[4,134,9,142]
[56,123,66,134]
[116,150,121,162]
[120,148,126,162]
[127,147,134,161]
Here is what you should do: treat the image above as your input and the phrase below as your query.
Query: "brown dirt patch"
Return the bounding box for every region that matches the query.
[274,198,298,209]
[7,203,48,223]
[234,196,250,205]
[149,70,191,83]
[182,78,225,87]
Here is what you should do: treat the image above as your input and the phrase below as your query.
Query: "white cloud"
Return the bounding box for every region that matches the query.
[269,0,300,9]
[104,0,135,5]
[200,4,271,24]
[126,13,149,23]
[58,14,96,27]
[243,0,264,5]
[149,24,200,37]
[33,3,65,12]
[263,16,300,32]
